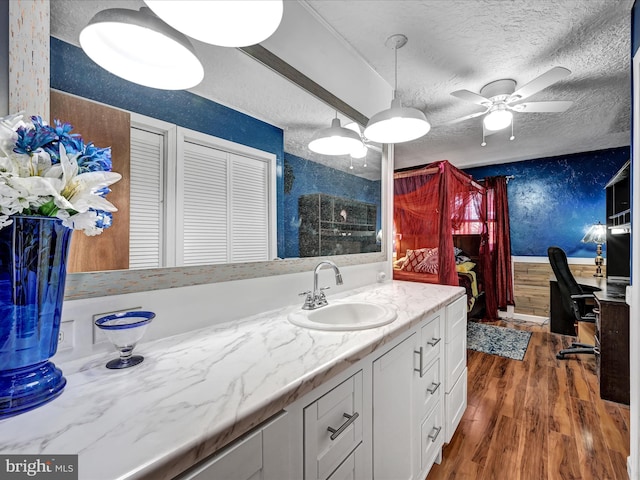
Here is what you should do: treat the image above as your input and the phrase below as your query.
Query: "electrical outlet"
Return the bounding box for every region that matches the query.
[92,307,142,345]
[58,320,75,352]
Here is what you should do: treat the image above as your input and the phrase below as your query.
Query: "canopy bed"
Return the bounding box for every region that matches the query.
[393,160,514,320]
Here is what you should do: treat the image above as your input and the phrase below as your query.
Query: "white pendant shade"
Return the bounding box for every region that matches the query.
[364,98,431,144]
[144,0,284,47]
[309,118,364,156]
[483,109,513,131]
[79,7,204,90]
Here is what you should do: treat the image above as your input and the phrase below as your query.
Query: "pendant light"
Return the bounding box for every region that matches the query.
[308,115,364,156]
[143,0,284,47]
[364,34,431,144]
[344,122,369,159]
[79,7,204,90]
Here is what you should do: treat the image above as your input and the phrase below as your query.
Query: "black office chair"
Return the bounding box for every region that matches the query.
[547,246,597,359]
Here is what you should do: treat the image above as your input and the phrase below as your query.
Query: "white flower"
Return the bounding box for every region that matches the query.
[0,113,121,236]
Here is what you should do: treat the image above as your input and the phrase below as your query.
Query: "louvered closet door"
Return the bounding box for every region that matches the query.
[130,127,164,269]
[230,154,269,263]
[182,142,228,265]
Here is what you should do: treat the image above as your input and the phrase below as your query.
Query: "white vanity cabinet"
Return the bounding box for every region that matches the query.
[443,295,468,443]
[372,311,445,480]
[176,411,292,480]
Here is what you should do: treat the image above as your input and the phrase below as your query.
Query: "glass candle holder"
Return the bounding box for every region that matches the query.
[94,311,155,369]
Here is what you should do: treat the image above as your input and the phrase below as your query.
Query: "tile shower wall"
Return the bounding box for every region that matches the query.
[283,152,382,258]
[464,147,630,257]
[49,37,287,256]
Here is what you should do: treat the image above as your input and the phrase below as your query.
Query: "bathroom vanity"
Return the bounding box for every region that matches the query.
[0,281,467,480]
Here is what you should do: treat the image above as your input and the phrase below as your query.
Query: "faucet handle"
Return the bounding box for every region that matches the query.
[299,290,314,310]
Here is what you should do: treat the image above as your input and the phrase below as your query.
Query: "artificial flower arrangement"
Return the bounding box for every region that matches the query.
[0,113,121,235]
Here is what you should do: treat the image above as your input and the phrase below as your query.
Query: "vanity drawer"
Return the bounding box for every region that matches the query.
[304,371,363,480]
[416,313,442,375]
[326,444,364,480]
[446,296,467,342]
[416,358,441,419]
[420,401,444,472]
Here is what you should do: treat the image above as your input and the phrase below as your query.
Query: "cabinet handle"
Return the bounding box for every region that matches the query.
[414,347,424,377]
[428,426,442,442]
[427,337,441,347]
[327,412,359,441]
[426,382,441,395]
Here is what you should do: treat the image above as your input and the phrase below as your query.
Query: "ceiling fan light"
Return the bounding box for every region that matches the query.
[143,0,283,47]
[364,99,431,144]
[483,109,513,131]
[79,7,204,90]
[308,118,364,156]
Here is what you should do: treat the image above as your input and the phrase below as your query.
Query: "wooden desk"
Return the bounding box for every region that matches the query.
[549,276,629,404]
[594,286,630,404]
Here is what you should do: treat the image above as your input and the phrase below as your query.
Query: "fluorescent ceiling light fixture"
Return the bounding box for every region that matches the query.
[79,7,204,90]
[364,34,431,144]
[308,118,363,156]
[483,108,513,131]
[144,0,284,47]
[611,226,631,234]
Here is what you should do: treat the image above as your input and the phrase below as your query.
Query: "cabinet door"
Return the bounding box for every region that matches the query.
[177,412,290,480]
[326,445,364,480]
[373,334,416,480]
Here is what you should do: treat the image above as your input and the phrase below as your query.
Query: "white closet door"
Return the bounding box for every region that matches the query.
[129,127,164,269]
[182,141,228,265]
[230,153,270,263]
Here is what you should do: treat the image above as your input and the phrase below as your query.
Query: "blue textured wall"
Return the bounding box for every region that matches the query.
[464,147,630,257]
[284,153,381,258]
[50,37,286,256]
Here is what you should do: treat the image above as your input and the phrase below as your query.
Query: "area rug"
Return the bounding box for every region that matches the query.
[467,322,532,361]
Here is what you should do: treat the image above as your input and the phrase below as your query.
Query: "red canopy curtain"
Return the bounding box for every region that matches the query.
[482,176,515,319]
[394,161,485,286]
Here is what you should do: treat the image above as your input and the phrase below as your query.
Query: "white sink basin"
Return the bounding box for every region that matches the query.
[288,301,397,331]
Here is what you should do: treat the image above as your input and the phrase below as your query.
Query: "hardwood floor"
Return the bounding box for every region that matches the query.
[426,319,630,480]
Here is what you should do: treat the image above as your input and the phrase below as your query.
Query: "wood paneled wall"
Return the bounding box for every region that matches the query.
[50,90,130,272]
[513,261,604,317]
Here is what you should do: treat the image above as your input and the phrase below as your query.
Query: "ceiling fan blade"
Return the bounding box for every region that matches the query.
[509,67,571,102]
[443,110,488,125]
[511,101,573,113]
[451,89,492,106]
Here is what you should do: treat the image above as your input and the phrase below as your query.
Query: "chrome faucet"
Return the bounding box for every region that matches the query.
[300,260,343,310]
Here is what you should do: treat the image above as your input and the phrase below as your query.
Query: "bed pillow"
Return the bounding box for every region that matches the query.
[456,261,476,273]
[400,248,434,272]
[394,256,407,269]
[416,248,439,274]
[455,254,472,264]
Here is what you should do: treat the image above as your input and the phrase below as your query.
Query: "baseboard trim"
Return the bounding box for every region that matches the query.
[498,309,548,324]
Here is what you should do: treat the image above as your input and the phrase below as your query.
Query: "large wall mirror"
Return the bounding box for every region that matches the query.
[48,1,387,299]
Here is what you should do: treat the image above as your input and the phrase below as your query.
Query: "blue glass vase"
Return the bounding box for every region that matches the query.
[0,215,72,418]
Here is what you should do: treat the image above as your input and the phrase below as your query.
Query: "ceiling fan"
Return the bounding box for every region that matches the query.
[446,66,573,143]
[344,122,383,165]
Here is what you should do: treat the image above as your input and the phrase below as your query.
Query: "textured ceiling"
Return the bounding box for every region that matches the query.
[50,0,633,176]
[305,0,633,170]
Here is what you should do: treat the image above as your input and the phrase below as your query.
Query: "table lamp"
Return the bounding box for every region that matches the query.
[581,221,607,277]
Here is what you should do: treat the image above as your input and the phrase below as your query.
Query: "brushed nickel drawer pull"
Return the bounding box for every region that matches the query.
[427,337,441,347]
[327,412,359,440]
[427,382,441,395]
[428,426,442,442]
[414,347,424,377]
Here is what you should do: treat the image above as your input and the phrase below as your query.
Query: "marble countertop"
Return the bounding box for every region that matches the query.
[0,281,464,480]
